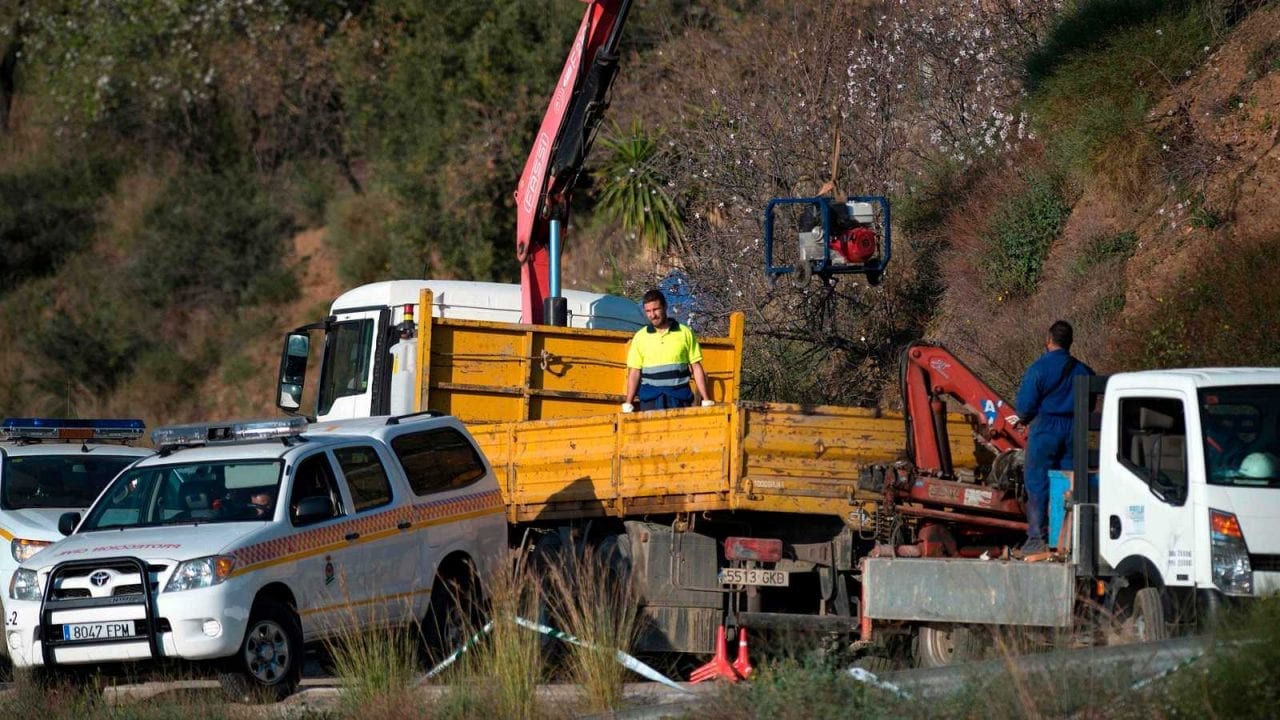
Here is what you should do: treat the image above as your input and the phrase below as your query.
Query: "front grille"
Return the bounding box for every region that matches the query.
[1250,554,1280,572]
[47,562,169,600]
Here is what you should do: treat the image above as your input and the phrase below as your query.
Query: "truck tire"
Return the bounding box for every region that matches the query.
[915,624,982,668]
[420,569,481,667]
[218,601,303,703]
[1126,587,1168,642]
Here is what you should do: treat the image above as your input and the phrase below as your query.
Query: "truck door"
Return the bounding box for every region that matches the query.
[330,443,419,627]
[285,450,355,638]
[317,308,392,421]
[1098,392,1197,589]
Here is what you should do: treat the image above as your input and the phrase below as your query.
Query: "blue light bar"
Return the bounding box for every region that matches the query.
[1,418,146,441]
[152,417,307,449]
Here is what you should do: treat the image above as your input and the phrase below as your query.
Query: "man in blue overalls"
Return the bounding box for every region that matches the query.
[1012,320,1094,554]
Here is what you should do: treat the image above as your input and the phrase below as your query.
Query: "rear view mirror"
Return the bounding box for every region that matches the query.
[58,512,81,536]
[278,332,310,412]
[293,496,334,525]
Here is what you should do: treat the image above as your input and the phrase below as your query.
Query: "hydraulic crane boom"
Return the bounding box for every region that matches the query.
[900,340,1026,478]
[515,0,634,325]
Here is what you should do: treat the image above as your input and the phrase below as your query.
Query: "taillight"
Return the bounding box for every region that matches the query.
[724,537,783,563]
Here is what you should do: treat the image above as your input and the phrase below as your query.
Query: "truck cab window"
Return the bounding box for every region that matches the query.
[317,319,375,416]
[1118,397,1187,505]
[391,428,486,496]
[333,445,392,512]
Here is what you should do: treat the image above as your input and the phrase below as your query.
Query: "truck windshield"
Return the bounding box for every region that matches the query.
[1,455,138,510]
[79,460,284,531]
[1201,386,1280,487]
[318,318,375,416]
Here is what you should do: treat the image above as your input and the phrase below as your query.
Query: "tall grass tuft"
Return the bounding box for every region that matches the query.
[324,597,422,714]
[543,544,639,714]
[434,549,544,720]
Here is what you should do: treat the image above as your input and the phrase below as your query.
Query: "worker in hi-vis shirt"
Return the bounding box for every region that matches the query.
[622,288,713,412]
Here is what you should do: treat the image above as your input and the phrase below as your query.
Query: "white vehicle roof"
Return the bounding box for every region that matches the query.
[0,442,152,459]
[1107,368,1280,392]
[136,414,467,468]
[331,279,645,331]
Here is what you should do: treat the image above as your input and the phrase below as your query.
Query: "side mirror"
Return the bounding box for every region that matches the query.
[278,332,311,412]
[293,496,334,525]
[58,512,81,536]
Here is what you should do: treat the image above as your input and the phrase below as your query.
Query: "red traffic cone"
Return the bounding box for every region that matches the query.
[689,625,739,683]
[731,627,753,679]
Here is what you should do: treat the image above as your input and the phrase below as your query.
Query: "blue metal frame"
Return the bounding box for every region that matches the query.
[763,195,891,281]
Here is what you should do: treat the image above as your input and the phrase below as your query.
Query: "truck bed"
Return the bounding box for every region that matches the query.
[469,401,979,525]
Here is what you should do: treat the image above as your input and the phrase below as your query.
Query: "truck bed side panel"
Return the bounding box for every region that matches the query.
[863,557,1075,627]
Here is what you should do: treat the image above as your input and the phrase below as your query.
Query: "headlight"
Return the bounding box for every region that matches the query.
[164,555,236,593]
[1209,508,1252,595]
[11,538,51,564]
[9,568,40,601]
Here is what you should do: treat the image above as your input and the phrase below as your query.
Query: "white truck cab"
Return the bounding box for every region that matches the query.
[285,279,645,422]
[0,419,152,597]
[4,414,504,700]
[1093,369,1280,602]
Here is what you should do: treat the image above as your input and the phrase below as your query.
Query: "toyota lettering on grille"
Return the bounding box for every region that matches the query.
[89,570,112,587]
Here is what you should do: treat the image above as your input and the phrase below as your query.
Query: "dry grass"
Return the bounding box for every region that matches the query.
[542,546,640,715]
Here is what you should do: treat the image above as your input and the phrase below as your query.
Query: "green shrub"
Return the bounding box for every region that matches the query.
[1157,597,1280,717]
[1114,237,1280,369]
[705,656,908,720]
[1246,38,1280,78]
[0,156,119,287]
[1023,0,1198,90]
[1030,5,1218,184]
[978,173,1069,298]
[1071,230,1138,276]
[325,189,412,285]
[130,167,296,308]
[893,156,971,235]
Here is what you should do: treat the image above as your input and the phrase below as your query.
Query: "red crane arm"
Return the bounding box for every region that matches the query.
[900,341,1026,477]
[515,0,633,324]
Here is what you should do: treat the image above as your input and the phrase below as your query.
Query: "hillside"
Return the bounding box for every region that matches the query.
[0,0,1277,428]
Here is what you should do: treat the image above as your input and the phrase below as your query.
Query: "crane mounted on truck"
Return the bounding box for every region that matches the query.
[276,282,1035,661]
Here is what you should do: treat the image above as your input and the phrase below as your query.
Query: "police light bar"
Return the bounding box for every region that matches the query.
[0,418,145,441]
[152,417,307,449]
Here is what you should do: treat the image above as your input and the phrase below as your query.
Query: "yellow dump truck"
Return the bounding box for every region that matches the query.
[278,280,989,655]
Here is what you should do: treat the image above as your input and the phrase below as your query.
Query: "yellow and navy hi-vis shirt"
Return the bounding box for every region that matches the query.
[626,320,704,388]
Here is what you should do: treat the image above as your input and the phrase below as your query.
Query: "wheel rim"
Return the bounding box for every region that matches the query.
[243,619,291,685]
[918,626,956,666]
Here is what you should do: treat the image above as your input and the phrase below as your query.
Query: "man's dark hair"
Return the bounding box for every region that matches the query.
[642,288,667,308]
[1049,320,1073,350]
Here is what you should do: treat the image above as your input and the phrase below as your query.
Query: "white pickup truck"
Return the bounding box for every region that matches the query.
[3,414,505,700]
[0,418,153,599]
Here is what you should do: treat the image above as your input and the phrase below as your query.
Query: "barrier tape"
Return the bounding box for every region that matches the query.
[423,616,689,694]
[845,666,912,699]
[513,616,691,693]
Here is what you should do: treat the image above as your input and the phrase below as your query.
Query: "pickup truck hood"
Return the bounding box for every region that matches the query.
[0,507,86,542]
[1207,486,1280,555]
[34,523,267,570]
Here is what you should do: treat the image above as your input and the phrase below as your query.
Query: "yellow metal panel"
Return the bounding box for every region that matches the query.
[616,407,733,507]
[421,313,745,424]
